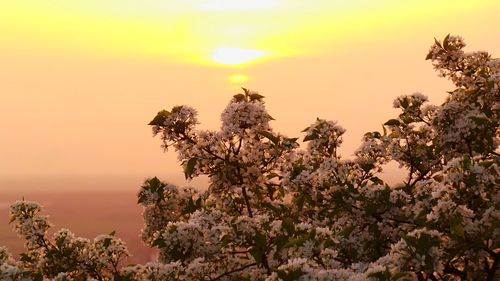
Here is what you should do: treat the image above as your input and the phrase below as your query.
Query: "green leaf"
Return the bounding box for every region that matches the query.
[114,273,133,281]
[31,272,44,281]
[55,235,65,248]
[173,122,188,134]
[340,225,355,238]
[249,93,264,101]
[463,156,471,169]
[360,163,375,172]
[470,116,487,125]
[195,197,202,208]
[219,234,232,248]
[370,176,384,185]
[402,235,417,248]
[151,177,164,191]
[384,119,401,126]
[171,105,183,113]
[233,94,245,101]
[250,247,263,265]
[294,194,305,211]
[282,217,295,235]
[267,172,279,179]
[152,237,166,248]
[253,232,267,248]
[148,110,170,126]
[451,223,465,238]
[443,34,450,50]
[434,37,442,48]
[103,237,112,248]
[432,174,443,182]
[19,253,33,263]
[308,228,317,240]
[184,158,197,179]
[303,133,319,142]
[250,232,267,266]
[274,235,289,254]
[400,98,409,109]
[277,268,304,281]
[183,197,197,214]
[259,131,279,144]
[138,177,166,203]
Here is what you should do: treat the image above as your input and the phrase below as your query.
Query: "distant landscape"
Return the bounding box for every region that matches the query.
[0,167,406,265]
[0,174,216,264]
[0,169,405,266]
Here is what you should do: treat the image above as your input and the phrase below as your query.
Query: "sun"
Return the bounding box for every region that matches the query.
[228,74,249,83]
[211,47,266,66]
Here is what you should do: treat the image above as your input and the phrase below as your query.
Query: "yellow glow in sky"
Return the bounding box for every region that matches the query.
[1,0,497,68]
[229,74,249,84]
[200,0,280,11]
[212,48,266,65]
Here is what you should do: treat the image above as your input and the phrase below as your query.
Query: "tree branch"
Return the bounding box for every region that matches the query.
[211,262,257,281]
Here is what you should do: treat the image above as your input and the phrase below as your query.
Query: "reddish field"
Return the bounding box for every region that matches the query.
[0,192,156,264]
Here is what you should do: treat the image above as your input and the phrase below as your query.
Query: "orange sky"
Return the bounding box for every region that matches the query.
[1,1,499,191]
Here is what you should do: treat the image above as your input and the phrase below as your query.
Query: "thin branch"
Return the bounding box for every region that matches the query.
[486,253,498,281]
[241,186,254,218]
[211,262,257,281]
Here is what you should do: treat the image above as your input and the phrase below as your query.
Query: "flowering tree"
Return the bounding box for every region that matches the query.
[1,35,498,280]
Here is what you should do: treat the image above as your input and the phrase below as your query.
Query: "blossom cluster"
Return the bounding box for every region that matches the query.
[2,201,130,280]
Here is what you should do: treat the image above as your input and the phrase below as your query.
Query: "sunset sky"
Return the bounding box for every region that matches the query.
[1,0,499,191]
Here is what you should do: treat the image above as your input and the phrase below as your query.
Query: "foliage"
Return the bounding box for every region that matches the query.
[1,35,499,280]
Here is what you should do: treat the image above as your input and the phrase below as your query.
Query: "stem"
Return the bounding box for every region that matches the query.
[211,262,257,281]
[241,186,254,218]
[489,151,500,157]
[486,251,499,281]
[428,273,439,281]
[417,115,431,126]
[405,137,415,186]
[236,137,243,155]
[181,133,226,162]
[466,140,473,157]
